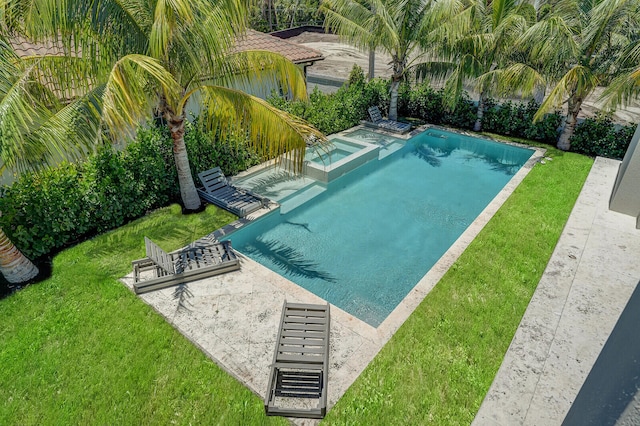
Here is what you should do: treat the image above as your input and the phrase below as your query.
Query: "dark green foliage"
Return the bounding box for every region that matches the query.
[570,114,636,159]
[269,65,388,134]
[183,119,261,178]
[482,99,562,144]
[0,164,91,259]
[400,83,446,124]
[443,91,477,130]
[0,121,260,259]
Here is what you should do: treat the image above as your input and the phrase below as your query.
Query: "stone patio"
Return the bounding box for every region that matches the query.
[121,138,543,423]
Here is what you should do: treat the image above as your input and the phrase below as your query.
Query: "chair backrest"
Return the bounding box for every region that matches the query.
[198,167,229,193]
[368,106,383,123]
[144,237,175,274]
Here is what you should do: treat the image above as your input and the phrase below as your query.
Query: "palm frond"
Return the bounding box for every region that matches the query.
[600,66,640,109]
[102,54,180,135]
[202,50,308,102]
[533,65,599,120]
[582,0,636,60]
[480,62,545,99]
[518,16,580,66]
[196,84,326,172]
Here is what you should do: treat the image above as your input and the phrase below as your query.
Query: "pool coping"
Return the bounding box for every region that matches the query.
[121,126,545,424]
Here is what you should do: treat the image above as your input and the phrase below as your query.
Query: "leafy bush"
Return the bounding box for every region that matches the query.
[400,82,446,124]
[0,163,90,258]
[270,65,388,134]
[443,91,477,130]
[570,114,636,159]
[482,99,562,144]
[0,120,262,259]
[184,119,261,178]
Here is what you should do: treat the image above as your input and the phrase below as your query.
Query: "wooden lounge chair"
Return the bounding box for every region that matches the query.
[265,301,330,419]
[197,167,267,217]
[132,236,239,294]
[365,106,412,134]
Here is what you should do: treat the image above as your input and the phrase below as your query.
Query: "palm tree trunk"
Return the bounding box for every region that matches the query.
[0,227,38,284]
[166,113,202,210]
[557,96,583,151]
[368,48,375,80]
[389,78,401,121]
[473,92,486,132]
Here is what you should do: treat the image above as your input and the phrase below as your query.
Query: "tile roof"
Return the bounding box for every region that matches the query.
[10,36,69,57]
[11,30,323,64]
[234,30,323,64]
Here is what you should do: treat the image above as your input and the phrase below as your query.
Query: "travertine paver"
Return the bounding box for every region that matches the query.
[121,140,542,424]
[473,157,640,426]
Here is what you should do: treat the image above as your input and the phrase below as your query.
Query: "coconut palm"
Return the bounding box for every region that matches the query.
[601,39,640,109]
[2,0,323,211]
[492,0,640,150]
[417,0,535,131]
[321,0,465,121]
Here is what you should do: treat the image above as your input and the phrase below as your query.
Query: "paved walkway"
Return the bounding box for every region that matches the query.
[473,157,640,425]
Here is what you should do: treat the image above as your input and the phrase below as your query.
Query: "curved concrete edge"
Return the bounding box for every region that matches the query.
[473,157,640,425]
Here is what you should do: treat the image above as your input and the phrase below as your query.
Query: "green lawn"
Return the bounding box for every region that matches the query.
[0,144,593,425]
[0,204,287,426]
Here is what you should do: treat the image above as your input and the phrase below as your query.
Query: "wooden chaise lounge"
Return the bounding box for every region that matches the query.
[132,236,239,294]
[197,167,267,217]
[265,301,330,419]
[364,105,412,134]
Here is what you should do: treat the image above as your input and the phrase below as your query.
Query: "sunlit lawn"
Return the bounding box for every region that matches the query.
[0,141,593,425]
[0,204,287,425]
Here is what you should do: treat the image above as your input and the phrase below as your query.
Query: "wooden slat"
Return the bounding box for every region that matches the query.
[279,323,326,332]
[278,345,325,355]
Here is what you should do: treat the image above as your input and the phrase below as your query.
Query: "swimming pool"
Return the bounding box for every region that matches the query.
[225,128,534,326]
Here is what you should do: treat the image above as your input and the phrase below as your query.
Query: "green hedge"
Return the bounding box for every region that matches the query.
[277,70,635,158]
[569,114,636,160]
[482,98,562,144]
[0,121,260,260]
[269,66,389,134]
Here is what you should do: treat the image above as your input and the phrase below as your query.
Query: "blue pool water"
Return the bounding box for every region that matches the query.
[225,129,534,326]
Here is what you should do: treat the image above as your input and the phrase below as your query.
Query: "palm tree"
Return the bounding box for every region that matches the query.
[321,0,465,121]
[601,39,640,109]
[417,0,534,131]
[3,0,324,211]
[493,0,640,150]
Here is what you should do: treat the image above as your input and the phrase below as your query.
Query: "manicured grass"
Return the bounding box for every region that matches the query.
[322,144,594,424]
[0,204,287,425]
[1,143,593,425]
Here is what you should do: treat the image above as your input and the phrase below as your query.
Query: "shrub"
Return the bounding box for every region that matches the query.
[401,82,446,124]
[570,114,636,160]
[443,91,477,130]
[0,120,262,259]
[482,99,561,144]
[0,163,90,258]
[184,119,261,178]
[269,65,389,134]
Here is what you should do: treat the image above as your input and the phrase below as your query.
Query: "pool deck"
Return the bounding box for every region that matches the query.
[473,156,640,425]
[121,154,640,425]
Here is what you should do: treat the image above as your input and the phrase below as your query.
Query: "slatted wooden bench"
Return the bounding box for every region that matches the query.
[132,236,240,294]
[197,167,268,217]
[265,301,330,419]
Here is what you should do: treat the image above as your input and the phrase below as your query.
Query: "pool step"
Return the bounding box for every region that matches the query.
[280,184,326,214]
